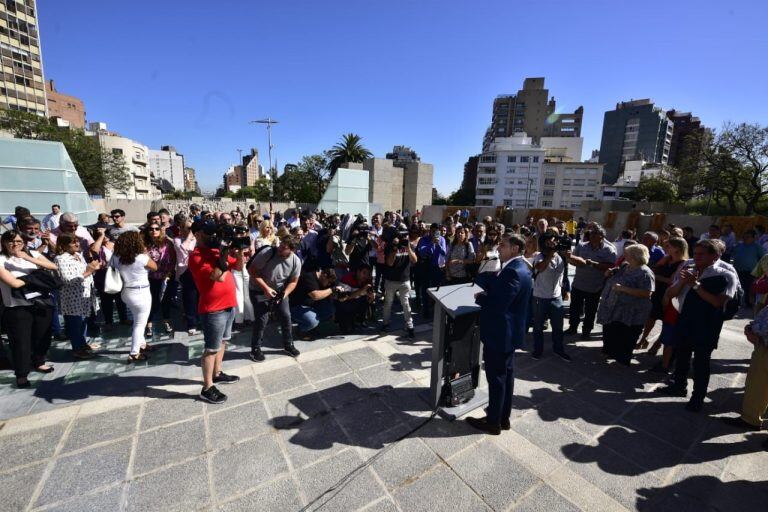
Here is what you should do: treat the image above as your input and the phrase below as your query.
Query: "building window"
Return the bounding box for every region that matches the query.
[520,156,530,163]
[543,190,554,197]
[507,156,517,163]
[562,179,571,185]
[14,75,31,87]
[532,156,539,163]
[480,155,496,163]
[542,200,553,207]
[112,148,123,155]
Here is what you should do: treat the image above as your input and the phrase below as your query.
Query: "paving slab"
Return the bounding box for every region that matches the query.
[300,354,353,383]
[0,421,66,471]
[211,435,289,501]
[41,485,123,512]
[126,456,211,512]
[511,484,581,512]
[139,394,205,431]
[217,475,303,512]
[133,417,206,475]
[208,400,271,449]
[36,438,132,507]
[392,465,491,512]
[62,404,140,453]
[337,346,387,370]
[256,365,310,396]
[370,436,440,491]
[0,462,46,512]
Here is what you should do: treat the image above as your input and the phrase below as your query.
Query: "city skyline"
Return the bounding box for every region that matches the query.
[37,0,768,194]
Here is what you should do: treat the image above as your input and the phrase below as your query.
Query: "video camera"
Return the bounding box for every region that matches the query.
[383,224,409,248]
[539,232,571,253]
[209,224,251,251]
[347,215,371,243]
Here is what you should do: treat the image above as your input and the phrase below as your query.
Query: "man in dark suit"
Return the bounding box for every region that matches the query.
[467,234,532,435]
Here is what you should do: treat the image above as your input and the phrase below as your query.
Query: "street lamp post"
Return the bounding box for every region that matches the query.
[250,118,279,199]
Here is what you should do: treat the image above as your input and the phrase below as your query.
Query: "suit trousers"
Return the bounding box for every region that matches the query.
[741,343,768,426]
[568,287,601,334]
[250,291,293,349]
[483,347,515,426]
[673,338,714,404]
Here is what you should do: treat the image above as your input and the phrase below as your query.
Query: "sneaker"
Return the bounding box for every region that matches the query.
[554,351,572,362]
[284,344,301,358]
[406,327,415,340]
[187,328,198,336]
[213,372,240,385]
[250,348,265,362]
[379,323,390,334]
[199,385,227,404]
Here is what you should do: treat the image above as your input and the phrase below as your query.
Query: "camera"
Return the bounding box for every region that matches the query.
[539,233,571,253]
[209,224,251,250]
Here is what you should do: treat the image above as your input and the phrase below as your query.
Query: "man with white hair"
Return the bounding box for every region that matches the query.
[48,212,95,255]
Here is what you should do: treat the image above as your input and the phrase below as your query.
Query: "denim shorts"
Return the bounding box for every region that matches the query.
[200,307,235,353]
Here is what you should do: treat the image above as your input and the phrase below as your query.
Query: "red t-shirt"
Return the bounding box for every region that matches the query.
[188,247,238,314]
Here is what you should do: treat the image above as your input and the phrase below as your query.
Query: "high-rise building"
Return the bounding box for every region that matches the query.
[540,162,603,209]
[87,122,159,200]
[149,146,185,192]
[45,80,85,128]
[482,77,583,151]
[184,167,199,193]
[385,145,420,168]
[0,0,46,116]
[598,99,674,184]
[241,148,266,184]
[666,109,707,168]
[474,134,546,208]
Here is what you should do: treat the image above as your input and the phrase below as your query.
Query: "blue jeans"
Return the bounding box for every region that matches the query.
[291,300,334,332]
[64,314,88,351]
[532,297,565,355]
[200,307,235,353]
[51,290,63,335]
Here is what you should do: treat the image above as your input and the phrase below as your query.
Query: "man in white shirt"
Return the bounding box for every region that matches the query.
[48,212,95,256]
[41,204,61,232]
[532,234,570,361]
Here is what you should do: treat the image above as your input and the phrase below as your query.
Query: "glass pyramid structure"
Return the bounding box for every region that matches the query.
[0,138,98,225]
[317,167,371,217]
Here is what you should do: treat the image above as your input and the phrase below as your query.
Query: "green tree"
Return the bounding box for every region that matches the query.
[631,175,679,203]
[230,179,272,201]
[296,154,330,200]
[447,187,476,206]
[327,133,372,176]
[0,109,132,196]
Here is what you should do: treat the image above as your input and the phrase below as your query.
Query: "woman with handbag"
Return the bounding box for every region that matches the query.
[0,230,59,387]
[112,231,158,363]
[55,233,101,360]
[144,222,177,338]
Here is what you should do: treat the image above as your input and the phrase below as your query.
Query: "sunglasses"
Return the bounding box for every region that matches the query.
[149,228,161,232]
[111,215,122,219]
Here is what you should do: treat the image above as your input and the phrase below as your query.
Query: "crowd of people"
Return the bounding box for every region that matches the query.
[0,203,767,427]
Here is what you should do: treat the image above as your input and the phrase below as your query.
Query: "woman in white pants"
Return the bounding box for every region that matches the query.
[112,231,158,363]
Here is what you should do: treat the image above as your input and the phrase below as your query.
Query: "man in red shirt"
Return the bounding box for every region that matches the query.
[188,221,244,404]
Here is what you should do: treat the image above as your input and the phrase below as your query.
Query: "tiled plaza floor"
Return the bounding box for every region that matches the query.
[0,310,765,511]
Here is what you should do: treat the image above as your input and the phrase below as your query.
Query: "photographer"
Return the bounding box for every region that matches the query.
[188,221,244,405]
[532,231,570,361]
[247,235,302,361]
[381,224,417,339]
[416,223,447,317]
[344,215,374,270]
[335,264,376,334]
[290,267,336,340]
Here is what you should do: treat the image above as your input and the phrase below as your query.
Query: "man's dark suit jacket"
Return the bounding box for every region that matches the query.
[475,257,533,353]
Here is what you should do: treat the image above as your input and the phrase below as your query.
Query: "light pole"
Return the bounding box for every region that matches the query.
[250,118,278,198]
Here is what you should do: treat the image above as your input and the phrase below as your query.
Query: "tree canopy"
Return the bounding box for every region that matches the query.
[327,133,372,175]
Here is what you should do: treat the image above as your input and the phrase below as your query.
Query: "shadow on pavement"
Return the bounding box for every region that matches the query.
[636,475,768,511]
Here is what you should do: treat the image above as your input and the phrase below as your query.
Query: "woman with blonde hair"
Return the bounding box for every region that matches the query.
[113,231,158,362]
[255,219,278,249]
[597,244,655,366]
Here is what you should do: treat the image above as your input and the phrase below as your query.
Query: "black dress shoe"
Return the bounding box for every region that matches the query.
[501,419,511,431]
[721,416,762,431]
[685,400,703,412]
[466,416,501,435]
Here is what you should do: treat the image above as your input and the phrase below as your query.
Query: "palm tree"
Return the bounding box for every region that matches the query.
[327,133,373,176]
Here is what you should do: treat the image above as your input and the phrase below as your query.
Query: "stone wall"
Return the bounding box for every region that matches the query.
[99,199,306,224]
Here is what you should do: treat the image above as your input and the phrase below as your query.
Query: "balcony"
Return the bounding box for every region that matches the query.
[132,153,147,164]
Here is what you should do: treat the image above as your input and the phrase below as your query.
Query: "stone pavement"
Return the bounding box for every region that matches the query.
[0,316,767,511]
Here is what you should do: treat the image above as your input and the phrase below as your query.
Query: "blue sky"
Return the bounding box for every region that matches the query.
[39,0,767,194]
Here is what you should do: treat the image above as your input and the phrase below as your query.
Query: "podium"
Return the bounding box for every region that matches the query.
[427,283,488,420]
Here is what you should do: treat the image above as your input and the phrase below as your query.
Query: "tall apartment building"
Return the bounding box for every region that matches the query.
[482,77,583,151]
[598,99,673,184]
[149,146,185,192]
[87,122,159,200]
[183,167,199,193]
[241,148,266,184]
[540,162,603,209]
[666,109,707,168]
[474,134,546,208]
[45,79,85,128]
[0,0,46,116]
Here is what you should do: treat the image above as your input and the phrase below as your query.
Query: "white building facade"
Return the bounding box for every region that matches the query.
[540,162,603,209]
[149,146,185,192]
[88,122,160,200]
[475,134,547,208]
